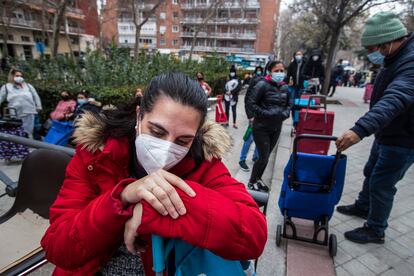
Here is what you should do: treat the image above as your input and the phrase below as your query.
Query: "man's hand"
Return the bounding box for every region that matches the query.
[336,130,361,151]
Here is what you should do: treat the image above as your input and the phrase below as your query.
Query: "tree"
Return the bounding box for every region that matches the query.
[0,0,20,57]
[48,0,69,58]
[292,0,399,95]
[130,0,165,60]
[187,0,225,61]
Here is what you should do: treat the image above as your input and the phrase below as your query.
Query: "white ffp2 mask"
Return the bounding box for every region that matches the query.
[135,133,190,174]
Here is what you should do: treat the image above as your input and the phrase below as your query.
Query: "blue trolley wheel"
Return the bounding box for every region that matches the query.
[276,224,282,247]
[329,234,337,257]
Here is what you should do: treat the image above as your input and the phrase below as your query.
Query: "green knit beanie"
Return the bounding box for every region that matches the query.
[361,12,407,47]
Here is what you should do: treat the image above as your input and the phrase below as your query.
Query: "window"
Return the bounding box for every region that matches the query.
[160,39,166,45]
[172,25,179,33]
[172,0,178,4]
[173,12,179,19]
[160,26,166,34]
[160,12,166,19]
[8,34,14,41]
[124,39,128,43]
[23,45,33,60]
[21,36,31,42]
[71,37,79,45]
[173,39,178,46]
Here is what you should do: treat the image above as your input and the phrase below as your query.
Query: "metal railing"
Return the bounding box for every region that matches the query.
[181,32,256,40]
[180,1,259,9]
[181,45,255,53]
[180,17,258,24]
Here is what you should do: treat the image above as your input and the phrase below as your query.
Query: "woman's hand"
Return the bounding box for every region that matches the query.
[124,203,143,255]
[120,169,196,219]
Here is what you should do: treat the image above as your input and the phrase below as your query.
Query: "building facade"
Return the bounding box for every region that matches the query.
[0,0,99,60]
[103,0,280,56]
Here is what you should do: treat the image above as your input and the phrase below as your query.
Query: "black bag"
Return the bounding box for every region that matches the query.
[0,84,9,117]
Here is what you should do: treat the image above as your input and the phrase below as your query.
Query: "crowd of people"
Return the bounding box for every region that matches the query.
[0,10,412,275]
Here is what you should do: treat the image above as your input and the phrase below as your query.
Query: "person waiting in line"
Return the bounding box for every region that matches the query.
[71,90,101,120]
[41,72,267,275]
[336,12,414,245]
[196,72,212,97]
[287,50,306,99]
[303,49,325,94]
[135,87,143,98]
[239,66,264,172]
[0,68,42,138]
[328,59,344,97]
[223,68,242,129]
[50,90,76,121]
[245,61,290,192]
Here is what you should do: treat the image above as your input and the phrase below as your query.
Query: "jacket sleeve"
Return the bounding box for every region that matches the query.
[28,84,42,110]
[244,78,259,119]
[41,148,134,271]
[351,66,414,139]
[0,84,6,104]
[138,160,267,260]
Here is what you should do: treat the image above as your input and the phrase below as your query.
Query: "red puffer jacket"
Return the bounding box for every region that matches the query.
[41,113,267,275]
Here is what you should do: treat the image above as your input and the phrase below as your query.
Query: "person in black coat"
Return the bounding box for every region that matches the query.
[245,61,290,192]
[328,59,344,97]
[303,49,325,93]
[287,50,306,99]
[336,12,414,244]
[72,90,101,120]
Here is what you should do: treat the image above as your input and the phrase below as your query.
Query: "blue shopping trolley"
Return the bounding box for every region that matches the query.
[44,120,74,146]
[276,134,347,257]
[151,235,254,276]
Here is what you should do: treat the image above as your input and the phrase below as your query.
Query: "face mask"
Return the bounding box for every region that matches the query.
[14,76,24,84]
[256,71,262,76]
[295,55,303,62]
[230,72,236,77]
[135,128,190,174]
[77,99,88,105]
[271,72,285,83]
[197,77,203,81]
[312,56,319,61]
[367,51,384,65]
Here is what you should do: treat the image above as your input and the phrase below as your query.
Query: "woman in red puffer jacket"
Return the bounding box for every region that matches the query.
[41,72,267,275]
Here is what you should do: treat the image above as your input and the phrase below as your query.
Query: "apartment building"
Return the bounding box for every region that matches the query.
[103,0,280,56]
[0,0,99,60]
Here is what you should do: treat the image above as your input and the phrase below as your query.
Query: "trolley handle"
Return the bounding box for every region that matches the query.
[304,95,328,123]
[290,134,342,192]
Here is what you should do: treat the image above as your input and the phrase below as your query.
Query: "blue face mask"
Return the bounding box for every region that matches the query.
[295,55,302,62]
[256,71,262,76]
[271,72,285,83]
[77,99,88,105]
[367,51,384,65]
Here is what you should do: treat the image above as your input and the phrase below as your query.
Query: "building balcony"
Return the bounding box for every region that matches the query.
[181,45,254,54]
[180,1,259,10]
[68,26,85,34]
[180,17,258,25]
[181,32,256,40]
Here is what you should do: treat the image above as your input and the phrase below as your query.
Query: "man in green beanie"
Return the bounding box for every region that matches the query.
[335,11,414,244]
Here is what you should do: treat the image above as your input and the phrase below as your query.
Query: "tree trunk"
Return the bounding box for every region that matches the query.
[64,17,75,60]
[189,30,199,61]
[134,25,142,60]
[1,25,9,57]
[322,28,340,95]
[51,0,68,58]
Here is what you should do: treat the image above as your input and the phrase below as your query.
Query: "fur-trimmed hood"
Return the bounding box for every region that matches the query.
[72,112,231,161]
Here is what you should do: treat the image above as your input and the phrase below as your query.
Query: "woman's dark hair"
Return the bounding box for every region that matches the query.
[196,71,204,78]
[254,66,263,74]
[266,60,284,72]
[77,90,89,98]
[102,72,208,165]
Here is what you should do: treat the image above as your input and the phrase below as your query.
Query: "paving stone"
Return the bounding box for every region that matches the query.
[359,253,391,274]
[387,260,414,275]
[336,266,352,276]
[342,259,375,276]
[334,246,353,266]
[386,240,414,259]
